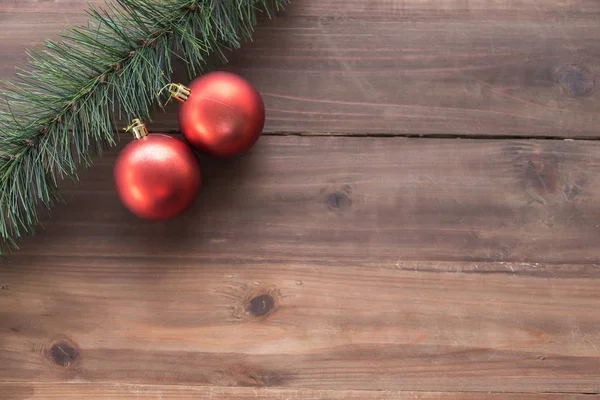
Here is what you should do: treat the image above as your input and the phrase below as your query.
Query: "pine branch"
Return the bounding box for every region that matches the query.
[0,0,288,254]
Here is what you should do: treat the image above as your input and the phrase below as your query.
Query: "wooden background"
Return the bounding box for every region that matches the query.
[1,0,600,398]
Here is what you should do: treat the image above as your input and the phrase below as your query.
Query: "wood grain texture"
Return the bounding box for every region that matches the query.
[1,138,600,394]
[2,0,600,137]
[2,0,600,397]
[1,259,600,392]
[5,136,600,264]
[2,384,598,400]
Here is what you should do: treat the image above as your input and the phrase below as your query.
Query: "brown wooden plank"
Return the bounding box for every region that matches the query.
[1,138,600,393]
[2,1,600,137]
[0,13,88,79]
[209,17,600,137]
[0,0,93,13]
[284,0,600,18]
[6,136,600,264]
[2,383,598,400]
[1,258,600,392]
[4,0,599,23]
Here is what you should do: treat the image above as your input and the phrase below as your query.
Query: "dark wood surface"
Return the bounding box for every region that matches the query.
[2,0,600,137]
[2,0,600,398]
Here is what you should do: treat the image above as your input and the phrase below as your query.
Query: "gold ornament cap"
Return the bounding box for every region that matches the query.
[125,119,149,139]
[160,83,191,103]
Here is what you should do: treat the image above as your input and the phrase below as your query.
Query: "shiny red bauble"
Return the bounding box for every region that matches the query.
[114,132,202,220]
[177,71,265,158]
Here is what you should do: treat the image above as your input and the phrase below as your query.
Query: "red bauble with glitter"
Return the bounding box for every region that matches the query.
[114,120,202,220]
[170,71,265,158]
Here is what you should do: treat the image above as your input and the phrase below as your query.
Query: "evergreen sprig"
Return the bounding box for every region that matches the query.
[0,0,287,254]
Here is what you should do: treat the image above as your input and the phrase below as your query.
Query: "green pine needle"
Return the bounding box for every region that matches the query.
[0,0,288,255]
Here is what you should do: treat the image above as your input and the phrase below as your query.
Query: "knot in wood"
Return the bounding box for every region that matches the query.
[247,294,276,318]
[327,191,351,211]
[236,286,280,320]
[555,64,595,97]
[48,340,79,368]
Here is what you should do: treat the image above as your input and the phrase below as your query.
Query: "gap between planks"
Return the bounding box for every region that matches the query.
[1,382,599,399]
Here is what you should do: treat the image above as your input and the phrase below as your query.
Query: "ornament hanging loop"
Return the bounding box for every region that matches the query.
[124,119,149,139]
[159,83,191,105]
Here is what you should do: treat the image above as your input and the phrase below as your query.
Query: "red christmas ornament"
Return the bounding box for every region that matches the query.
[167,71,265,158]
[114,119,202,220]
